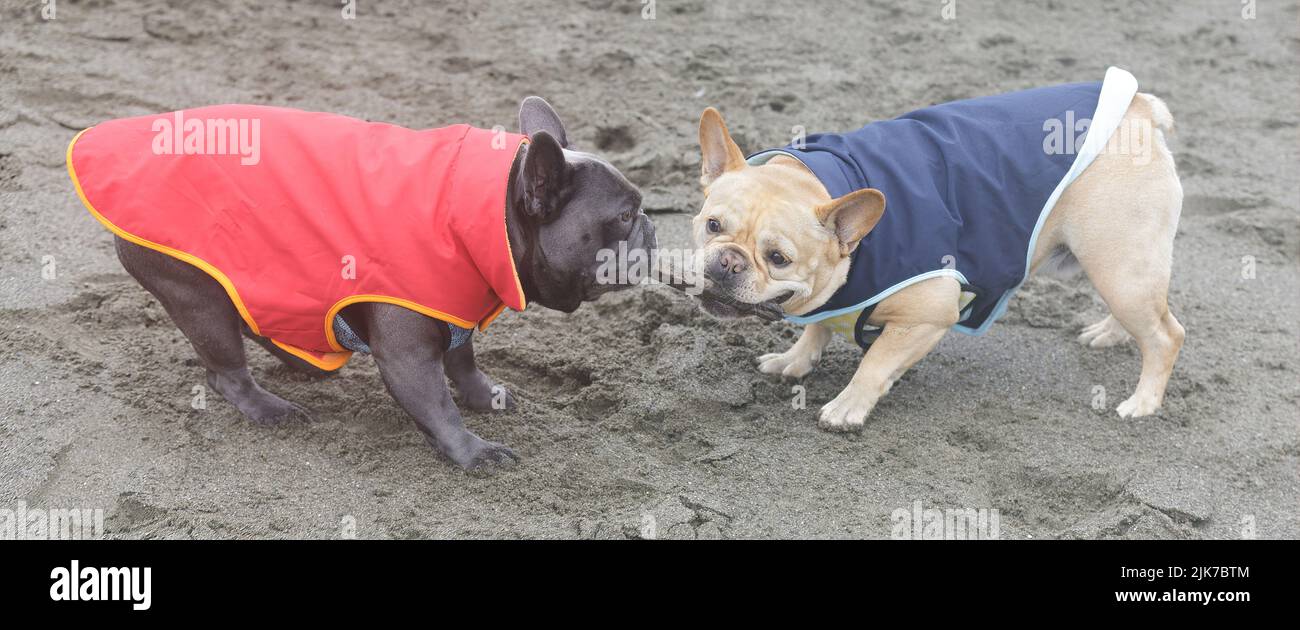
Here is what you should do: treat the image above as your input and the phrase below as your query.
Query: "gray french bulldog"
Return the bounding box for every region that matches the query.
[107,97,655,473]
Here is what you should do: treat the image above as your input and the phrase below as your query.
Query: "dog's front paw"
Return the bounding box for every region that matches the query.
[757,348,819,380]
[818,387,877,432]
[447,436,520,475]
[1079,315,1132,348]
[1116,392,1160,418]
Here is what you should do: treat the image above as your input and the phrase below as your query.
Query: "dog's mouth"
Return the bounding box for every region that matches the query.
[695,289,787,322]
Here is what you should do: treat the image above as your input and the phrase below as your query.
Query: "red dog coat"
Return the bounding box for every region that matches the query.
[67,104,528,370]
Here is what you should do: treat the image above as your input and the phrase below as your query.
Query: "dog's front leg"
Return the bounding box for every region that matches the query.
[442,337,515,411]
[366,304,518,472]
[758,322,831,379]
[818,322,948,432]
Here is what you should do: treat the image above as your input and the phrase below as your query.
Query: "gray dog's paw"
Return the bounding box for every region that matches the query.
[247,397,311,426]
[445,437,520,475]
[211,373,312,426]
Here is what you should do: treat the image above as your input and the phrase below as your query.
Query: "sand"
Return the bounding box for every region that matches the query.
[1,0,1296,539]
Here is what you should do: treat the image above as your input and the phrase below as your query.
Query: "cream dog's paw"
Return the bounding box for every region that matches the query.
[818,387,876,432]
[757,347,819,379]
[1116,392,1160,418]
[1078,315,1131,348]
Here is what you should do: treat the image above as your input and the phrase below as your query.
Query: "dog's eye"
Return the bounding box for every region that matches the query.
[620,209,634,222]
[767,251,790,267]
[706,218,721,233]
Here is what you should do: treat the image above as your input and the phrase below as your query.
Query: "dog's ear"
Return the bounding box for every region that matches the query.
[521,130,569,220]
[519,96,569,148]
[814,188,886,254]
[699,107,747,188]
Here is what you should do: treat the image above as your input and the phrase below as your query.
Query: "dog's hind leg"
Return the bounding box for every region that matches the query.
[1077,262,1184,419]
[1057,96,1185,418]
[241,325,333,377]
[114,236,309,424]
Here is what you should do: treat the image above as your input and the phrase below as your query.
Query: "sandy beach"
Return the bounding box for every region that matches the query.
[1,0,1296,539]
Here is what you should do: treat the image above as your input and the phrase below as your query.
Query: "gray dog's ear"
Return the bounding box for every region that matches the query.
[521,130,569,220]
[519,96,569,148]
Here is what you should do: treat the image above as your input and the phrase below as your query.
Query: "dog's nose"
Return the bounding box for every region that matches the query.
[708,249,747,282]
[719,250,747,274]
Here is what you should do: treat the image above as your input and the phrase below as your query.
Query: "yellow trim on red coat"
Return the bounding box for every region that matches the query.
[68,128,517,371]
[67,127,275,336]
[271,340,353,371]
[477,301,509,331]
[68,128,357,370]
[322,295,480,352]
[501,136,530,312]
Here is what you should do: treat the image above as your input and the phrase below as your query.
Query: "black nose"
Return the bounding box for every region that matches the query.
[708,249,747,282]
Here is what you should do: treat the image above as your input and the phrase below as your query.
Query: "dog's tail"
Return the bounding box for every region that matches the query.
[1137,93,1174,135]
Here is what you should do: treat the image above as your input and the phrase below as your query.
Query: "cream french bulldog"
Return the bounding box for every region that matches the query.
[691,67,1184,431]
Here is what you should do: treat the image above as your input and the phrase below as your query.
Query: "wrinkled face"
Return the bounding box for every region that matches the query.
[693,166,843,315]
[530,149,656,312]
[691,107,885,318]
[512,96,657,314]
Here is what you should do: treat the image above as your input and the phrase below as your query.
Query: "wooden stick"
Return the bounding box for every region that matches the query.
[655,266,784,322]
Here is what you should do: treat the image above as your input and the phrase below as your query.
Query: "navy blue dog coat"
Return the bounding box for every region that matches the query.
[750,67,1138,348]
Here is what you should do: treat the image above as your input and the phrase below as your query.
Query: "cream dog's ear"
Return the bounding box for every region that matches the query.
[814,188,886,254]
[699,107,747,188]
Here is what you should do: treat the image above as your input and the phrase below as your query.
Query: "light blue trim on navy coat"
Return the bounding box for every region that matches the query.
[757,67,1138,344]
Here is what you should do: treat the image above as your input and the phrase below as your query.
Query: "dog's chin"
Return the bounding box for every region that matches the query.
[696,290,793,320]
[698,297,747,319]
